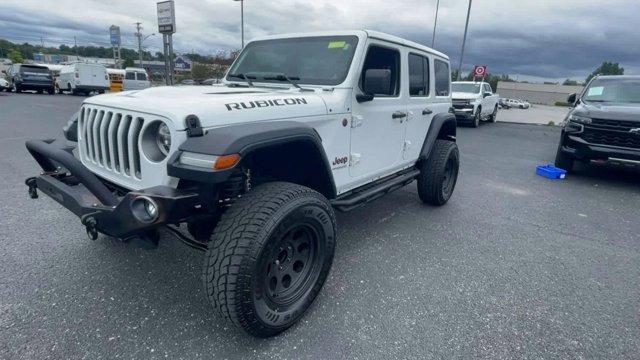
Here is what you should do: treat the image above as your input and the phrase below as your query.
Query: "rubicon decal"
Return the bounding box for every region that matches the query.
[225,98,308,111]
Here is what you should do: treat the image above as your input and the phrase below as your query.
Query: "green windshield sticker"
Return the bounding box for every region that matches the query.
[588,86,604,96]
[328,41,347,49]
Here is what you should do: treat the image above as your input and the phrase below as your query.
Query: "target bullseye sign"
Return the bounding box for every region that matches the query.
[473,65,487,78]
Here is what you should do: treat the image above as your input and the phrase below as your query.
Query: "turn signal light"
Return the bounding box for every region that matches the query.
[213,154,241,170]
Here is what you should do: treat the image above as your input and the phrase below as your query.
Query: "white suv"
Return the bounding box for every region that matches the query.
[25,30,459,337]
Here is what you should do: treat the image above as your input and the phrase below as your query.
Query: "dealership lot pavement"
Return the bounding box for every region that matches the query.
[497,104,569,126]
[1,92,639,359]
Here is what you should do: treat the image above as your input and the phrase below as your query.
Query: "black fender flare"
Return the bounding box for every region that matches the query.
[419,112,457,161]
[167,121,337,197]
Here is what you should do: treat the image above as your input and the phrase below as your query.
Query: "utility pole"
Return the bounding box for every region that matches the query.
[74,36,79,56]
[432,0,440,48]
[135,22,144,68]
[457,0,473,81]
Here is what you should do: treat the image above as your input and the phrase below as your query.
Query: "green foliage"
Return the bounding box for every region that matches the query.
[554,101,570,107]
[586,62,624,83]
[191,63,214,81]
[123,57,135,68]
[8,49,23,63]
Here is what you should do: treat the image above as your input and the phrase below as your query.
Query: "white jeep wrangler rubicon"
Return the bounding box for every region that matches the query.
[25,30,459,337]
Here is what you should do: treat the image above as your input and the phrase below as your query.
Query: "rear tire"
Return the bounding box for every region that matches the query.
[12,83,20,93]
[203,182,336,338]
[417,140,460,206]
[489,105,498,123]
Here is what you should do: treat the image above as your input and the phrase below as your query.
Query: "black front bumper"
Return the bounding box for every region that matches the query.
[25,140,203,239]
[560,132,640,163]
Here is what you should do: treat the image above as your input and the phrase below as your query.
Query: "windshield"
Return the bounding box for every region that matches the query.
[583,78,640,104]
[452,83,481,94]
[227,36,358,86]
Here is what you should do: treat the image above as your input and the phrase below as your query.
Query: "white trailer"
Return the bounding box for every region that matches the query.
[57,63,109,95]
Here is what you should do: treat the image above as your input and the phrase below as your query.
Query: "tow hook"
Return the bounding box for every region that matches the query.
[83,216,99,240]
[25,177,38,199]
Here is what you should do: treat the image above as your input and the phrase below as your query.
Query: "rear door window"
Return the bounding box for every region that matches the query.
[136,72,147,81]
[408,53,430,97]
[125,72,135,80]
[434,60,450,96]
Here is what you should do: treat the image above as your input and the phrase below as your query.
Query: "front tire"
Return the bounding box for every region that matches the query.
[417,140,460,206]
[554,142,574,172]
[203,182,336,337]
[471,107,481,128]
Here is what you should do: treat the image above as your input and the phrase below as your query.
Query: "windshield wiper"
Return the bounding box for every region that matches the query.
[261,73,313,92]
[228,73,255,86]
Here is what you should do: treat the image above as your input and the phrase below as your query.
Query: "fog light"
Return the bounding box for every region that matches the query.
[131,196,160,223]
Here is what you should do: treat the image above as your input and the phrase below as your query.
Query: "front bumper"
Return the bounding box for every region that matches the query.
[560,132,640,163]
[453,108,475,121]
[25,139,203,239]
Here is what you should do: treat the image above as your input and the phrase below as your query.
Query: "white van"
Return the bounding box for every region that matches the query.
[57,63,109,95]
[123,67,151,91]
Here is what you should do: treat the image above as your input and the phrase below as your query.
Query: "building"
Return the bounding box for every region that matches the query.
[496,81,584,105]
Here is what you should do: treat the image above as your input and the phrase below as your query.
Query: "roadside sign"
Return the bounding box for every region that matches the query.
[109,25,121,46]
[473,65,487,78]
[157,1,176,33]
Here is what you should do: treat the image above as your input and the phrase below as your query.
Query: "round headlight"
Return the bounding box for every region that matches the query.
[156,123,171,156]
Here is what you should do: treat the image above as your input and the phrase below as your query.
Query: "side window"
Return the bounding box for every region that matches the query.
[360,45,400,97]
[484,84,492,94]
[434,60,450,96]
[408,53,430,97]
[136,72,147,81]
[125,72,135,80]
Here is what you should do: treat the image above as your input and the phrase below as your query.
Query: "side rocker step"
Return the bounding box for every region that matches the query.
[331,169,420,212]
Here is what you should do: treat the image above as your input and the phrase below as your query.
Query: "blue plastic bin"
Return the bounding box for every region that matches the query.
[536,164,567,179]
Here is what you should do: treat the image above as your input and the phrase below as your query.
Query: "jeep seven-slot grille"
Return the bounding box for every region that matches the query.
[78,106,144,179]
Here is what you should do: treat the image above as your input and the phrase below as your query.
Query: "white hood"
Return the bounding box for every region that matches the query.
[451,92,481,101]
[83,85,329,130]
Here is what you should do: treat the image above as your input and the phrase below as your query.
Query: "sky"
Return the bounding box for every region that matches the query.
[1,0,639,82]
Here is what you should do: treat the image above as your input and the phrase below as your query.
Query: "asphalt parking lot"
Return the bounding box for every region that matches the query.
[1,92,639,359]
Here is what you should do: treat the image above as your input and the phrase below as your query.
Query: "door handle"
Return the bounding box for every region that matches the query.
[392,111,407,119]
[422,108,433,115]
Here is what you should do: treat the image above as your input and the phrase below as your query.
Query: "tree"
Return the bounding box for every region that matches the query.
[586,62,624,83]
[8,49,23,63]
[123,57,135,68]
[191,63,215,81]
[562,79,579,86]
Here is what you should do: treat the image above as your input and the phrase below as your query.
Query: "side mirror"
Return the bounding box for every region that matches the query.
[361,68,392,98]
[567,93,577,105]
[483,92,492,98]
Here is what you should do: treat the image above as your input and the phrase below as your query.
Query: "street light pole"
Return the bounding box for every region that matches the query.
[432,0,440,48]
[234,0,244,48]
[457,0,472,81]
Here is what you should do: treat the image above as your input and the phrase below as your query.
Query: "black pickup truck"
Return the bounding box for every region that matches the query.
[555,75,640,171]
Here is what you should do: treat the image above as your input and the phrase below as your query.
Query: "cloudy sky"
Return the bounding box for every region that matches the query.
[1,0,639,82]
